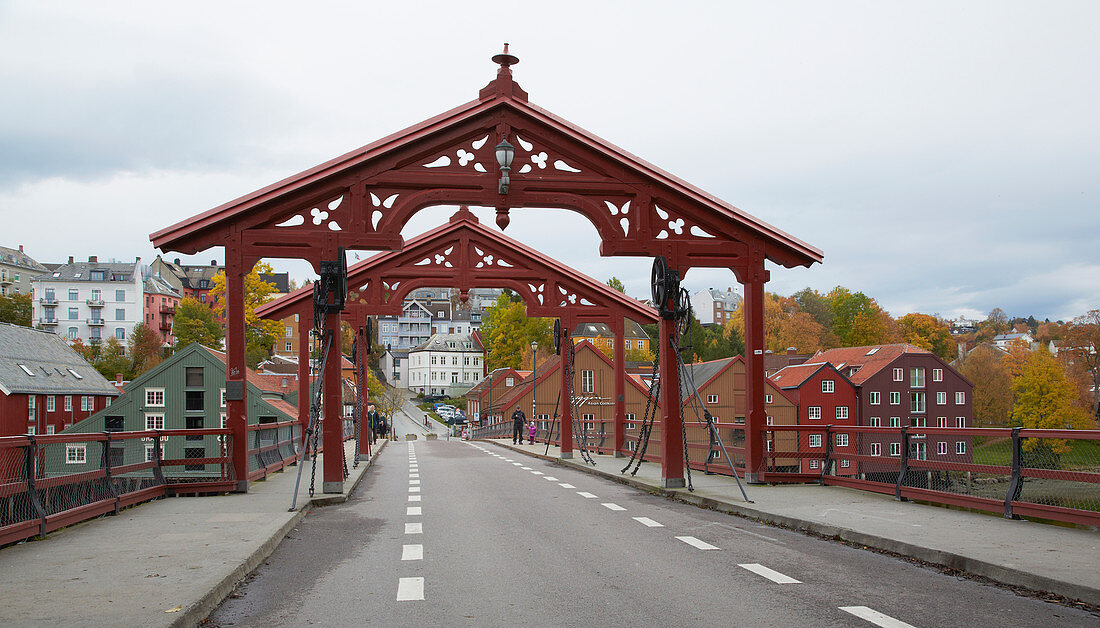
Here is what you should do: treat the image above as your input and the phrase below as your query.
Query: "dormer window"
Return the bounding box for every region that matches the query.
[18,364,34,376]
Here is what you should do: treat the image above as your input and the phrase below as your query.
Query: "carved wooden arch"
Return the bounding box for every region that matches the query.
[256,207,658,326]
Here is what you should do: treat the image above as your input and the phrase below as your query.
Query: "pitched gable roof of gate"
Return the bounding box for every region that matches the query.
[151,62,822,270]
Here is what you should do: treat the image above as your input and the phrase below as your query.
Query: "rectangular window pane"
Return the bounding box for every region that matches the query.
[185,367,204,387]
[186,390,204,411]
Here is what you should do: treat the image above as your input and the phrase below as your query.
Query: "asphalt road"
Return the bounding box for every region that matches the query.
[207,439,1097,627]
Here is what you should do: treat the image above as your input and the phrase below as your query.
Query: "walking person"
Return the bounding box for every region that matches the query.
[366,404,381,445]
[511,405,526,445]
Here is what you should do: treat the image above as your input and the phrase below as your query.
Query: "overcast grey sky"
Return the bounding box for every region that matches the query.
[2,1,1097,321]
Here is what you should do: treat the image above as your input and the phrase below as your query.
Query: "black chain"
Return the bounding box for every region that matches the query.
[622,340,660,475]
[567,340,597,465]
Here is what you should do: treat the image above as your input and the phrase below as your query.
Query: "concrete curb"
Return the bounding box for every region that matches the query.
[176,440,388,628]
[487,441,1100,607]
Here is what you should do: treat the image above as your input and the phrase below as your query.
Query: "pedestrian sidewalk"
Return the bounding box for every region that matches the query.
[0,438,388,628]
[488,438,1100,607]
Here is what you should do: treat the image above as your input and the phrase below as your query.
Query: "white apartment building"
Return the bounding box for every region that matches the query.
[691,287,742,326]
[407,333,484,397]
[31,257,144,346]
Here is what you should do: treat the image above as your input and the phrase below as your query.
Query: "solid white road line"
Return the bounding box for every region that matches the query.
[396,577,424,601]
[576,492,598,499]
[408,495,421,502]
[407,506,422,515]
[738,563,801,584]
[402,544,423,561]
[676,536,720,550]
[838,606,916,628]
[405,522,423,534]
[602,503,626,511]
[559,483,575,489]
[633,517,663,527]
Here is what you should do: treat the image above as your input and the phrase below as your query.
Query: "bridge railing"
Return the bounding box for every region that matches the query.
[760,425,1100,527]
[0,428,274,547]
[247,420,302,482]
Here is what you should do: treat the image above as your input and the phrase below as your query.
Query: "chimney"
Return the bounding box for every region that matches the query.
[88,255,97,263]
[211,260,217,266]
[18,245,24,252]
[115,373,123,384]
[67,256,74,264]
[174,258,180,265]
[787,347,797,355]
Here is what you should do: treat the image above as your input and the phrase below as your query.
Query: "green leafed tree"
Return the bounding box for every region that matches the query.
[211,261,283,369]
[1011,349,1093,454]
[173,297,223,350]
[0,292,32,327]
[606,277,625,293]
[479,294,552,371]
[128,323,164,376]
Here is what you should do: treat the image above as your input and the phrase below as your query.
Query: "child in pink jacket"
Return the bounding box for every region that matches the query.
[527,422,538,445]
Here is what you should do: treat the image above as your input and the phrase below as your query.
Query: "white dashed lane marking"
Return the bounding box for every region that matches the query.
[602,503,626,511]
[402,544,423,561]
[409,479,421,485]
[838,606,915,628]
[409,486,421,493]
[530,471,543,475]
[559,483,575,489]
[396,577,424,601]
[632,517,663,527]
[512,463,523,466]
[407,506,422,516]
[576,492,598,499]
[738,563,801,584]
[405,522,423,534]
[543,476,558,481]
[408,495,421,502]
[676,536,719,550]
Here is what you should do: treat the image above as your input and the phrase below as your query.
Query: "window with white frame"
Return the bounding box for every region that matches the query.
[220,388,226,408]
[889,391,900,405]
[220,413,227,429]
[937,441,948,455]
[46,425,55,434]
[145,388,165,407]
[26,426,34,435]
[765,394,773,404]
[893,368,903,381]
[936,391,946,405]
[505,377,514,386]
[81,396,92,411]
[707,394,718,404]
[890,442,901,456]
[890,417,901,427]
[145,413,165,430]
[821,379,834,393]
[836,433,849,447]
[809,459,820,469]
[46,396,55,412]
[839,459,850,468]
[66,444,86,464]
[285,341,292,352]
[910,367,925,388]
[869,416,881,427]
[956,417,965,428]
[956,441,966,455]
[64,396,72,411]
[115,289,125,301]
[808,434,822,448]
[913,416,926,428]
[955,391,965,404]
[871,443,882,456]
[910,392,925,413]
[766,416,773,426]
[808,406,822,420]
[144,444,164,462]
[932,368,943,382]
[582,370,594,393]
[836,406,849,420]
[937,417,947,428]
[582,414,594,431]
[285,326,293,338]
[870,391,880,405]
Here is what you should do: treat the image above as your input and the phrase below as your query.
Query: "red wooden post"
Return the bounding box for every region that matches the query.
[612,317,626,458]
[356,316,370,461]
[658,316,685,488]
[742,262,768,483]
[225,247,250,492]
[558,315,573,459]
[297,308,311,444]
[322,307,343,493]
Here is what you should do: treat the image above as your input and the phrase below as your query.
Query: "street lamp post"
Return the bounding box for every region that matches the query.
[531,341,538,439]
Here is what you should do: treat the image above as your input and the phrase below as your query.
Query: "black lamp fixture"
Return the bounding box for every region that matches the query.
[495,137,515,194]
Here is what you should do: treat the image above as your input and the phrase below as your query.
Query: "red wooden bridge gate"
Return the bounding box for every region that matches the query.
[151,47,823,492]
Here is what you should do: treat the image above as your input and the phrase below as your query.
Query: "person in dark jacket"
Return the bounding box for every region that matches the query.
[366,404,381,444]
[511,405,526,445]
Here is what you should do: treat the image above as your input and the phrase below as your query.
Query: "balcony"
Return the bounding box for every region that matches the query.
[87,318,105,326]
[39,297,58,306]
[40,318,58,327]
[160,319,172,332]
[86,299,105,307]
[160,304,175,315]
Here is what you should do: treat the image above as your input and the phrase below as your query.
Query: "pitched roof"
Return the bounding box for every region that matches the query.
[410,333,480,353]
[811,344,931,385]
[0,323,119,396]
[32,261,137,283]
[679,357,734,401]
[571,319,650,340]
[0,245,46,271]
[144,275,182,298]
[769,361,845,388]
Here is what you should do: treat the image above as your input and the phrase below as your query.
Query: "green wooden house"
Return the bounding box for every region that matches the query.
[59,343,299,478]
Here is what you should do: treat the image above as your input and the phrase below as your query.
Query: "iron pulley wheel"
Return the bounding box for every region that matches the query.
[651,255,669,312]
